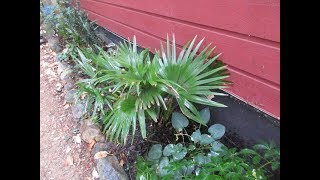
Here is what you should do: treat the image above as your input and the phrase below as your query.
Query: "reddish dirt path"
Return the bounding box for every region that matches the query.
[40,44,96,180]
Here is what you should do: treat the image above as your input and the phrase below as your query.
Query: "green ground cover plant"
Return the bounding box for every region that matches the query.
[136,109,280,179]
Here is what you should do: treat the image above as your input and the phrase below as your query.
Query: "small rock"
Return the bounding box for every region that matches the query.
[82,125,103,143]
[64,83,75,91]
[96,135,105,143]
[66,155,73,166]
[47,37,62,52]
[92,143,110,156]
[73,118,81,123]
[86,118,96,126]
[65,146,72,154]
[57,63,67,75]
[61,69,73,80]
[65,89,77,103]
[55,83,63,92]
[72,103,85,119]
[73,134,82,144]
[92,168,99,179]
[44,68,57,77]
[40,38,47,45]
[96,155,129,180]
[42,61,49,68]
[72,128,80,134]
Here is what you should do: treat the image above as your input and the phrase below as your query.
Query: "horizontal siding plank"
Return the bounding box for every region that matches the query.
[227,67,279,118]
[81,0,279,85]
[84,11,280,119]
[86,0,279,42]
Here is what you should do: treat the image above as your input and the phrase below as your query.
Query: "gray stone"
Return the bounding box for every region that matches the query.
[55,83,63,92]
[80,118,95,132]
[64,83,74,91]
[42,23,54,39]
[47,37,62,52]
[92,143,110,155]
[81,125,104,143]
[65,89,77,103]
[72,103,85,119]
[40,38,46,45]
[57,63,67,75]
[96,155,129,180]
[60,69,73,81]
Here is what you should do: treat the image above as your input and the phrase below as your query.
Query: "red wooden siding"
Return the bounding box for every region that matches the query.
[79,0,280,119]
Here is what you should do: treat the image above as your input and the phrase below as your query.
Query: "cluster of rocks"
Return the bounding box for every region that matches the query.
[79,119,128,180]
[42,21,129,179]
[59,60,128,180]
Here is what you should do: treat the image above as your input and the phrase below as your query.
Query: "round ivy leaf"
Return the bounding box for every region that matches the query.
[159,157,169,177]
[210,141,225,152]
[239,148,257,155]
[200,107,210,124]
[163,144,174,156]
[195,167,201,176]
[181,164,194,176]
[191,129,202,143]
[148,144,163,160]
[207,151,220,157]
[171,112,189,131]
[199,134,215,145]
[204,155,211,163]
[175,143,184,149]
[194,154,205,165]
[208,124,226,139]
[151,162,159,169]
[172,146,187,161]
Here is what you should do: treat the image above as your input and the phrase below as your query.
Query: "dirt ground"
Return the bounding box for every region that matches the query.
[40,44,96,180]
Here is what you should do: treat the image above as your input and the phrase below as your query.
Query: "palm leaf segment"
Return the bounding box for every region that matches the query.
[77,35,230,144]
[158,34,230,124]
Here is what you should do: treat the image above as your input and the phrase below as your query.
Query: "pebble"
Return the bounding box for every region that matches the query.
[65,146,72,154]
[66,155,74,166]
[55,83,63,92]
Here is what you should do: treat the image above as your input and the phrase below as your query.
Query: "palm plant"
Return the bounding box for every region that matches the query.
[76,35,231,144]
[72,47,117,121]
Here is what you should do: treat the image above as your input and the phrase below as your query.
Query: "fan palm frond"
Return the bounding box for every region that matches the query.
[76,35,231,144]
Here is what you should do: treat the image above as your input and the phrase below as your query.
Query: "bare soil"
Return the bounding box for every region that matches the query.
[40,44,96,180]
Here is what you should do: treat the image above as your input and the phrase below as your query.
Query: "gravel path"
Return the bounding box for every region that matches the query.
[40,44,96,180]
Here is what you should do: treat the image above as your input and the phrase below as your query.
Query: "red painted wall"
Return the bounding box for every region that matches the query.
[79,0,280,119]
